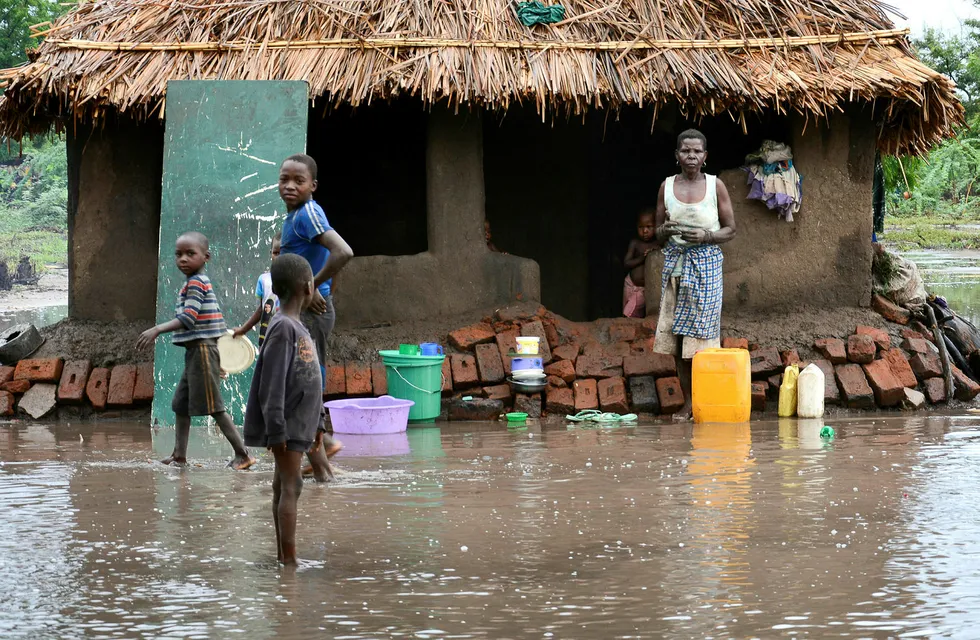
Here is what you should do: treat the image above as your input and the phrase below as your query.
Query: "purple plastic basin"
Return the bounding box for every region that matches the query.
[324,395,414,434]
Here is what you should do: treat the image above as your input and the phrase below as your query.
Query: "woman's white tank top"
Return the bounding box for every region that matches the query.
[665,174,721,247]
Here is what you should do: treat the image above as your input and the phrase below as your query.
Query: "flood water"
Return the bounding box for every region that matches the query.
[2,417,980,638]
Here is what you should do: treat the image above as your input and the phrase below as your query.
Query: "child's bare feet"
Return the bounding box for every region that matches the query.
[323,441,343,458]
[161,455,187,466]
[302,463,335,483]
[229,455,257,470]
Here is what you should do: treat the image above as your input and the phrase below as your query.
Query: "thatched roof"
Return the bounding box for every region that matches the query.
[0,0,962,153]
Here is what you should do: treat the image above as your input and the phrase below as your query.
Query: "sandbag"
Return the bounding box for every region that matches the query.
[873,249,927,307]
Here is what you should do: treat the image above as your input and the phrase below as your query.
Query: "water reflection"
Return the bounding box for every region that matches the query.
[0,417,978,637]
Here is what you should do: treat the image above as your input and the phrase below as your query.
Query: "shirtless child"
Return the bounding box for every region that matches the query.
[623,209,659,318]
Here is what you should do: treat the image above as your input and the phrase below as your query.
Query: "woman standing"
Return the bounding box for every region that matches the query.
[653,129,736,367]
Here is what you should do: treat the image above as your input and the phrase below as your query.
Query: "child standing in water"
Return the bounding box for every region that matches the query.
[623,209,659,318]
[233,232,281,347]
[243,254,325,565]
[136,231,256,470]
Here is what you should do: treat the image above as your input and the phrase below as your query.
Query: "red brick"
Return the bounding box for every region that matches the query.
[630,337,655,355]
[345,362,372,396]
[767,373,782,399]
[543,320,561,350]
[847,334,876,364]
[0,390,14,416]
[605,342,632,358]
[872,294,911,325]
[810,359,840,406]
[0,366,14,385]
[1,379,30,394]
[780,349,800,367]
[474,344,505,384]
[656,377,685,414]
[493,320,517,334]
[923,377,947,404]
[902,328,929,342]
[573,378,598,410]
[814,338,847,364]
[582,341,604,357]
[86,368,110,410]
[911,321,936,343]
[546,375,567,389]
[862,359,904,407]
[450,354,480,388]
[544,359,576,384]
[750,347,783,378]
[324,362,346,396]
[835,364,875,409]
[441,358,453,393]
[13,358,64,383]
[902,337,933,355]
[552,344,579,362]
[519,320,553,363]
[448,323,496,351]
[856,325,890,350]
[641,315,659,334]
[909,352,943,380]
[608,324,636,343]
[371,362,388,396]
[721,337,749,350]
[881,349,917,389]
[58,360,92,404]
[546,387,576,415]
[483,384,512,401]
[952,366,980,401]
[514,393,542,418]
[107,364,136,408]
[625,352,676,378]
[496,329,519,371]
[751,382,767,411]
[598,377,629,415]
[575,353,624,379]
[133,362,153,403]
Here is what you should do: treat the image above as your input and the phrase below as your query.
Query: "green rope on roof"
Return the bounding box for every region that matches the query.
[515,1,565,27]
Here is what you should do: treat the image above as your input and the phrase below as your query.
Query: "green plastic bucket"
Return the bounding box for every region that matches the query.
[379,350,445,423]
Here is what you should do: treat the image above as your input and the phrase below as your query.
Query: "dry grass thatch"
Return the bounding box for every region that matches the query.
[0,0,963,153]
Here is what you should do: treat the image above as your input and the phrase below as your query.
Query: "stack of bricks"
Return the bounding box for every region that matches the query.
[0,358,154,419]
[737,324,980,414]
[429,309,687,419]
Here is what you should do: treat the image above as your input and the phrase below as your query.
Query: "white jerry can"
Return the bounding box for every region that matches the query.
[797,363,825,419]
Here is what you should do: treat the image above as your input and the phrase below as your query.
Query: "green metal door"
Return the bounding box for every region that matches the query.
[152,80,308,427]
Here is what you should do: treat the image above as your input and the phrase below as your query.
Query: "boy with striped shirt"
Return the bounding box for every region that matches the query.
[137,231,256,470]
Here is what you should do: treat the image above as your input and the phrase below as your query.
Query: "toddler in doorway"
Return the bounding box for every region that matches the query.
[623,209,659,318]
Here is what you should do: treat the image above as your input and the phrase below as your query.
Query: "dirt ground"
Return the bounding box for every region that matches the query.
[0,267,68,311]
[31,299,900,367]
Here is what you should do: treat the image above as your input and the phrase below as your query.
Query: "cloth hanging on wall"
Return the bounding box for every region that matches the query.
[743,140,803,222]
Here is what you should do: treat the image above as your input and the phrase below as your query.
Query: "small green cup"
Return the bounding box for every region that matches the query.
[398,344,420,356]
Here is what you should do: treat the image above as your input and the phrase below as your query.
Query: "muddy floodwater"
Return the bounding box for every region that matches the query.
[2,417,980,638]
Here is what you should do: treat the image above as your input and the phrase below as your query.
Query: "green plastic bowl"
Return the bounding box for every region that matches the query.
[506,412,528,423]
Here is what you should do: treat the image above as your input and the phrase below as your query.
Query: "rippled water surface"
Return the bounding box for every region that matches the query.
[1,417,979,638]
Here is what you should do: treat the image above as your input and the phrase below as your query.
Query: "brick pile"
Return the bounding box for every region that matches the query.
[0,358,154,418]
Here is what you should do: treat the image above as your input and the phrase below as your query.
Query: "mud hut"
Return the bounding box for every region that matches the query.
[0,0,961,325]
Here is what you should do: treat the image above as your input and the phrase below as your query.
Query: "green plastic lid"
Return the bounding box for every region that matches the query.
[506,412,528,422]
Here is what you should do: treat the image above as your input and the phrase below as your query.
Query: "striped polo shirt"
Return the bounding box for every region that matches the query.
[173,273,228,344]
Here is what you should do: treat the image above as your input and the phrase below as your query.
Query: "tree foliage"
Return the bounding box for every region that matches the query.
[0,0,61,70]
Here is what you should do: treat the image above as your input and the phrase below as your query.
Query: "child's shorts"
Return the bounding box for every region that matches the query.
[172,339,225,417]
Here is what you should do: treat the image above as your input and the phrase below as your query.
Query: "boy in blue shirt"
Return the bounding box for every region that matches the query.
[278,154,353,476]
[136,231,256,470]
[233,232,281,347]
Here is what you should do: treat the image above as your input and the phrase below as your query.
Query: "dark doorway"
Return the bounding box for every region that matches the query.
[484,105,791,321]
[308,100,427,257]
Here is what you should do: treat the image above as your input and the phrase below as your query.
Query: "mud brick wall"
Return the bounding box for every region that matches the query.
[67,116,163,322]
[646,108,876,314]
